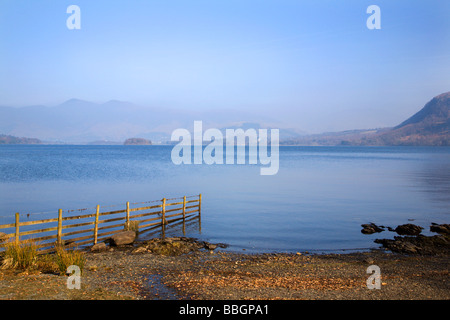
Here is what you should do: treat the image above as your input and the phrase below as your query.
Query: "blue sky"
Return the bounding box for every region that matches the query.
[0,0,449,133]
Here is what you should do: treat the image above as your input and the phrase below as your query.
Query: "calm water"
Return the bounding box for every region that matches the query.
[1,145,449,253]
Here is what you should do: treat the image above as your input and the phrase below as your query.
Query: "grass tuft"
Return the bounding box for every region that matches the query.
[54,245,86,275]
[2,239,38,270]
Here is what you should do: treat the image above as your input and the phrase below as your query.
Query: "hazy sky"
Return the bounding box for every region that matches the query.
[0,0,449,133]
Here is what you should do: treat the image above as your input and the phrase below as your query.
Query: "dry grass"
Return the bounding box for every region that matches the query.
[124,220,140,232]
[2,239,38,270]
[54,245,86,275]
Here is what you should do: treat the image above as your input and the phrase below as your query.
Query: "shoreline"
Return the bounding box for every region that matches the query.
[1,235,449,300]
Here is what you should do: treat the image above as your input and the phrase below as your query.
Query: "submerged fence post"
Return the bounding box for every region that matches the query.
[15,212,19,244]
[161,198,167,239]
[198,194,202,233]
[199,194,202,217]
[94,205,100,245]
[57,209,63,245]
[182,196,186,220]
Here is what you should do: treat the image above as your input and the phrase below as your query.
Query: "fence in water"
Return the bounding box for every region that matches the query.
[0,194,202,254]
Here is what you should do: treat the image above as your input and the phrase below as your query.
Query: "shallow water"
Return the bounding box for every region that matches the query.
[0,145,449,253]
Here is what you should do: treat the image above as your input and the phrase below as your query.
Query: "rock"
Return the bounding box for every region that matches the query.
[110,231,136,246]
[142,237,225,256]
[374,237,419,254]
[394,224,423,236]
[399,242,420,254]
[374,234,450,255]
[90,242,107,252]
[430,223,450,235]
[204,242,217,250]
[131,246,148,254]
[361,223,384,234]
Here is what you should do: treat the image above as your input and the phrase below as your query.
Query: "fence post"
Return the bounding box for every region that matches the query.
[198,194,202,233]
[126,201,130,229]
[57,209,63,245]
[199,194,202,217]
[15,212,19,244]
[162,198,167,225]
[182,196,186,220]
[94,205,100,245]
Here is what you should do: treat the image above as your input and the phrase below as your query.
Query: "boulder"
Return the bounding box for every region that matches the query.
[394,224,423,236]
[361,223,384,234]
[430,223,450,235]
[110,231,136,246]
[203,242,217,250]
[90,242,107,252]
[375,234,450,255]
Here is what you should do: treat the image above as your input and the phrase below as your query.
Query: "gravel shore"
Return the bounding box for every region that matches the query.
[1,239,448,300]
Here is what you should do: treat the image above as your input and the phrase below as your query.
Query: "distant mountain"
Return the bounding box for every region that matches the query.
[376,91,450,145]
[0,99,283,144]
[0,134,41,144]
[3,92,448,146]
[283,91,450,146]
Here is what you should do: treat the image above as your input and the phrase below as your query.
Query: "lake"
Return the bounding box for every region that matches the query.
[0,145,449,253]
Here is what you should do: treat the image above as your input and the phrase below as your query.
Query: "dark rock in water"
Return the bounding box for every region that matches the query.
[394,224,423,236]
[430,223,450,235]
[375,234,450,255]
[361,223,384,234]
[374,237,420,254]
[370,221,450,255]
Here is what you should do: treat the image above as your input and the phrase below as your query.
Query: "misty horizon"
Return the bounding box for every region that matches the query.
[0,94,443,137]
[1,1,449,135]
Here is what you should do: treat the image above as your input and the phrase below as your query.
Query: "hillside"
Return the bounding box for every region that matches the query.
[283,91,450,146]
[0,134,41,144]
[375,91,450,146]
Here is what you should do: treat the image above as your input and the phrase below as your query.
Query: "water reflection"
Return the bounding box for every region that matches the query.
[137,215,201,241]
[412,155,450,207]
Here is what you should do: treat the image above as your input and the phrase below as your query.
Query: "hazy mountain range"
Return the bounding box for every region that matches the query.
[1,91,449,146]
[0,99,302,144]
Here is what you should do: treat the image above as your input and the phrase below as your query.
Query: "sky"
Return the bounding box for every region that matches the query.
[0,0,449,133]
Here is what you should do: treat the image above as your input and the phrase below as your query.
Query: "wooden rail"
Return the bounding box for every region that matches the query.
[0,194,202,254]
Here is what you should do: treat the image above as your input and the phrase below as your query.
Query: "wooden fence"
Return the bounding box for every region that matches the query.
[0,194,202,254]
